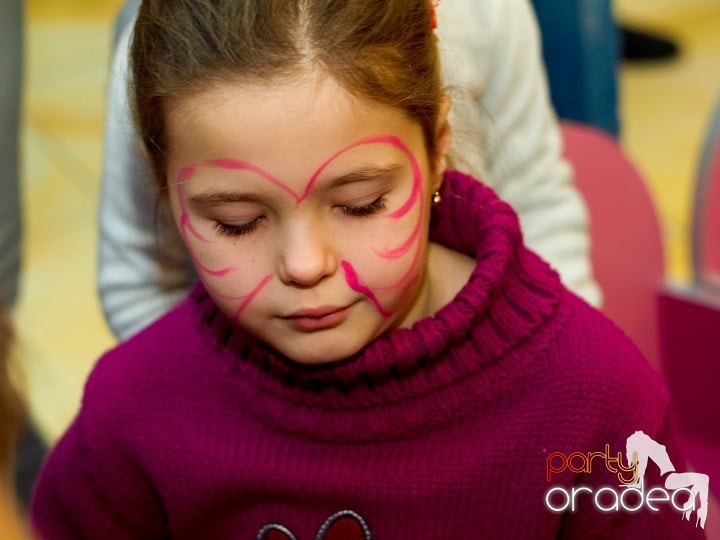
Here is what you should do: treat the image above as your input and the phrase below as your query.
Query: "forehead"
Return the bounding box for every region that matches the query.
[164,74,427,177]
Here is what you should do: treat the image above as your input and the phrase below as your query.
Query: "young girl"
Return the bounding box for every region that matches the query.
[32,1,704,538]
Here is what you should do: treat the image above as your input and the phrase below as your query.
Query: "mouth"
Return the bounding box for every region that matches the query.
[282,305,352,332]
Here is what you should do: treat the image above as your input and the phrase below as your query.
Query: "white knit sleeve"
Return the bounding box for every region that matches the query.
[438,0,601,306]
[97,23,195,340]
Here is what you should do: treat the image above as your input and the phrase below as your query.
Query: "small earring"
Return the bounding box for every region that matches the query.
[432,191,442,205]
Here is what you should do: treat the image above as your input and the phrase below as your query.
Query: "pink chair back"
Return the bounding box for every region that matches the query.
[561,122,665,369]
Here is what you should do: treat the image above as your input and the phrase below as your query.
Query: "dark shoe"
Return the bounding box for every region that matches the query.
[622,26,679,62]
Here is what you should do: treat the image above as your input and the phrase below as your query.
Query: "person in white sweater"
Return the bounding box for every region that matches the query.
[98,0,601,340]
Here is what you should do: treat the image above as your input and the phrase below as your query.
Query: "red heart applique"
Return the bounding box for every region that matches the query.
[257,510,373,540]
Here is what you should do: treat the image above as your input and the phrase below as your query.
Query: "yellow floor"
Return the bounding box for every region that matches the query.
[13,1,720,440]
[618,0,720,284]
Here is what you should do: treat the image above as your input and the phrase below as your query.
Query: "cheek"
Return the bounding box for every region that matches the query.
[338,194,429,316]
[170,189,275,320]
[335,160,429,317]
[197,242,275,325]
[191,237,274,321]
[340,217,422,281]
[209,271,275,323]
[170,176,268,274]
[170,188,237,277]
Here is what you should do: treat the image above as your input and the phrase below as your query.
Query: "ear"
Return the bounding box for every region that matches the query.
[431,95,452,191]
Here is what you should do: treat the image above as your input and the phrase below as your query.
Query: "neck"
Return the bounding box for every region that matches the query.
[395,242,476,330]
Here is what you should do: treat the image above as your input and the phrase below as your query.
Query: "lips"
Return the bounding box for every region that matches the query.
[282,305,351,331]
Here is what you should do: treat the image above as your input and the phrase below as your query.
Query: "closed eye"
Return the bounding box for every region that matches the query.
[214,217,264,237]
[339,195,387,217]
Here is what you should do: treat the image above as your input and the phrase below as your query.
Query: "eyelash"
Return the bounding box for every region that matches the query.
[213,217,263,237]
[340,195,387,217]
[212,195,386,237]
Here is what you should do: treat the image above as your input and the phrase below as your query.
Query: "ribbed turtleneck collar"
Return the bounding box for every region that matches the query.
[188,170,564,441]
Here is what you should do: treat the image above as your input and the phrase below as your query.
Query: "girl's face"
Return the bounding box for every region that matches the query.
[165,75,445,364]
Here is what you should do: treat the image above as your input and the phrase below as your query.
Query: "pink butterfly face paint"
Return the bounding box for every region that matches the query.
[165,76,439,364]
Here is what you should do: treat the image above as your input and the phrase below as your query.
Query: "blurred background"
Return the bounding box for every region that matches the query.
[13,0,720,442]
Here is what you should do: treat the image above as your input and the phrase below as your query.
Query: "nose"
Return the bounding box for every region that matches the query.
[277,215,337,287]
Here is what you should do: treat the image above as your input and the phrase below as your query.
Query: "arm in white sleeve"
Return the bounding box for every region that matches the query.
[438,0,601,306]
[98,24,195,340]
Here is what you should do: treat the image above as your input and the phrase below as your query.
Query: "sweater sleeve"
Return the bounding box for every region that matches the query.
[30,363,170,539]
[438,0,601,307]
[97,21,195,341]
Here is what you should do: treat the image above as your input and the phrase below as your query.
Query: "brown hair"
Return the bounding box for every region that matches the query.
[130,0,443,192]
[0,307,23,472]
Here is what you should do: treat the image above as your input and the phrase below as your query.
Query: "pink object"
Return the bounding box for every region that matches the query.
[561,122,665,369]
[341,260,392,317]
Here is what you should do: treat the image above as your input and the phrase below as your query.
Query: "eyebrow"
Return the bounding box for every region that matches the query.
[325,164,402,189]
[188,192,272,208]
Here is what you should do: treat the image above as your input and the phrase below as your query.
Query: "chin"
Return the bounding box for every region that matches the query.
[275,337,365,366]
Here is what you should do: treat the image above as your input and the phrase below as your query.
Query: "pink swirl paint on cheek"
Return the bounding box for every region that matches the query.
[355,136,426,311]
[372,218,422,259]
[341,261,391,318]
[233,274,274,321]
[177,166,275,325]
[375,242,422,292]
[177,165,236,276]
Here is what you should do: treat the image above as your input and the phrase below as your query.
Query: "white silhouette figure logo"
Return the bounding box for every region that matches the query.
[625,430,710,529]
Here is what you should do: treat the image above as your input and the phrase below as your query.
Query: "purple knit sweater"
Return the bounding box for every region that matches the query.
[32,172,705,539]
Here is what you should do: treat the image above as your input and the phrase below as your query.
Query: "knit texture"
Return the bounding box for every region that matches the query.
[32,172,704,539]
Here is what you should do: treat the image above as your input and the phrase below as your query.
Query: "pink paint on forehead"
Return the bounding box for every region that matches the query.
[205,158,301,203]
[183,134,422,207]
[301,135,422,205]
